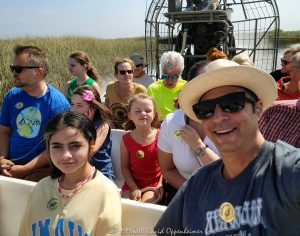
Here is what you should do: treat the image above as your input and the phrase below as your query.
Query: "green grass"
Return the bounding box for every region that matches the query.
[0,36,146,105]
[269,29,300,46]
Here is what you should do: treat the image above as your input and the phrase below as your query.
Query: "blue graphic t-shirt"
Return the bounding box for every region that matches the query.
[0,85,70,162]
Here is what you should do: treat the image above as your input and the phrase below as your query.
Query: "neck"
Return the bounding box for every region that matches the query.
[287,79,300,94]
[221,133,264,180]
[61,164,93,189]
[76,74,89,84]
[135,71,145,78]
[25,81,48,97]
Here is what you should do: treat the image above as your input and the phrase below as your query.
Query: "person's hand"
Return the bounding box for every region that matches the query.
[155,185,164,200]
[7,164,29,179]
[0,158,14,177]
[179,125,205,150]
[131,189,142,201]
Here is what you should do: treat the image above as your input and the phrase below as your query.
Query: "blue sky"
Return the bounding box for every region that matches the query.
[0,0,298,39]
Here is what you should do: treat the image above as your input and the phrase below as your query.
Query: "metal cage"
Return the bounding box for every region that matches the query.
[145,0,280,79]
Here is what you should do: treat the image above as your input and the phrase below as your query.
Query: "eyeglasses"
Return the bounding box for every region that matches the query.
[192,91,258,120]
[135,64,143,68]
[10,65,40,74]
[280,58,291,65]
[119,70,133,75]
[161,73,179,80]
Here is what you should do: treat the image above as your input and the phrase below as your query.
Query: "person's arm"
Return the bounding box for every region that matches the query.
[91,82,102,99]
[91,123,110,156]
[62,80,71,97]
[179,124,219,165]
[158,148,186,189]
[104,96,110,108]
[8,150,49,179]
[120,138,141,201]
[0,125,14,176]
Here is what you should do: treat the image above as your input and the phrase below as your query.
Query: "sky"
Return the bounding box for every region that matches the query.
[0,0,299,39]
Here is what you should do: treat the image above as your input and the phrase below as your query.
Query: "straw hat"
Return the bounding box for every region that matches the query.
[179,59,277,122]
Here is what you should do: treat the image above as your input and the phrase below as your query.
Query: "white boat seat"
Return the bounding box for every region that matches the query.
[0,175,166,236]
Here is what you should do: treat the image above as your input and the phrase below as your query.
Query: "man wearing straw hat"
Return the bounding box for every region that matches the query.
[155,59,300,235]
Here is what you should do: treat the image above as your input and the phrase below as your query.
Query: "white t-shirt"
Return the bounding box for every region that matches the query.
[133,74,155,88]
[158,109,219,179]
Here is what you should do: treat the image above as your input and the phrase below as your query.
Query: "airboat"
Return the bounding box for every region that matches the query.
[0,0,281,235]
[145,0,280,78]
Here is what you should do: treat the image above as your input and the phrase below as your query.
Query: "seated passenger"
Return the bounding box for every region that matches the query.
[18,111,121,236]
[120,94,163,203]
[63,51,101,103]
[105,57,147,129]
[130,53,155,88]
[277,52,300,100]
[71,85,115,180]
[147,51,187,120]
[0,45,70,181]
[259,99,300,148]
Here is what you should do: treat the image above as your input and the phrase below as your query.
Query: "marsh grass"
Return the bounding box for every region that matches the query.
[0,36,146,105]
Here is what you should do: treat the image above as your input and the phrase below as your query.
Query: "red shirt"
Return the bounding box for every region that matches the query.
[259,100,300,147]
[122,130,161,190]
[276,76,300,100]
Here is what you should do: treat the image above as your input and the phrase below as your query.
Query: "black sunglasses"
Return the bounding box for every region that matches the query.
[192,91,258,120]
[10,65,40,74]
[135,64,143,68]
[119,70,133,75]
[280,58,291,65]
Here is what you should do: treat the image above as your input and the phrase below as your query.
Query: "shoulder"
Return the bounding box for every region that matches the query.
[134,83,147,92]
[273,140,300,164]
[94,171,119,193]
[106,82,116,90]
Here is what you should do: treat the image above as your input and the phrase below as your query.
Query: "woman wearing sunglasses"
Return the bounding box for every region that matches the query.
[105,57,147,129]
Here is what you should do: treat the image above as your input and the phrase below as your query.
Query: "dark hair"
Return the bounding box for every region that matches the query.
[69,51,101,85]
[187,61,208,81]
[14,45,49,76]
[44,111,96,178]
[124,93,161,130]
[72,85,112,125]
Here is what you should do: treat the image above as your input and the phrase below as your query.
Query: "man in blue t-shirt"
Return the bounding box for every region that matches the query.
[155,59,300,235]
[0,45,70,181]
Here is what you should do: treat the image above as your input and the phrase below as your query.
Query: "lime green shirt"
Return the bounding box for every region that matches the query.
[147,79,186,120]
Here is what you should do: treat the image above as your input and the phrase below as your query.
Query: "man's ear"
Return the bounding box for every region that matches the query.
[255,100,263,117]
[35,67,45,78]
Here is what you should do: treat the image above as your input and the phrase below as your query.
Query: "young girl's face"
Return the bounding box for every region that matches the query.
[128,98,156,127]
[49,127,91,175]
[71,94,95,120]
[68,57,86,77]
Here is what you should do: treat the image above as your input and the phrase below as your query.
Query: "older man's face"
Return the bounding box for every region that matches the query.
[199,86,262,154]
[162,67,180,88]
[281,52,293,75]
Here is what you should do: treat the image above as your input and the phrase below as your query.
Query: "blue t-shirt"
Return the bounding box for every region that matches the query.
[90,119,115,180]
[0,85,70,162]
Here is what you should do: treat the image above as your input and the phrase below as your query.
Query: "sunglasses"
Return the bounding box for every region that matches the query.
[10,65,40,74]
[119,70,133,75]
[135,64,143,68]
[161,73,179,80]
[192,91,258,120]
[280,58,291,65]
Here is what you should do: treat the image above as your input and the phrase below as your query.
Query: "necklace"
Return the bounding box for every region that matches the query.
[57,166,96,198]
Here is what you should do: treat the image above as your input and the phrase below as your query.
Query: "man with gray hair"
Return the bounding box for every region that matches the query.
[277,51,300,100]
[147,51,187,120]
[155,59,300,235]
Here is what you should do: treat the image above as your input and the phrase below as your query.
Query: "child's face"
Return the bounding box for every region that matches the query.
[128,98,155,127]
[71,94,94,120]
[49,127,91,175]
[68,57,86,77]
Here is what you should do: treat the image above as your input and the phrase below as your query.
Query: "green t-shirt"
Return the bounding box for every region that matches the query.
[67,77,95,103]
[147,79,186,120]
